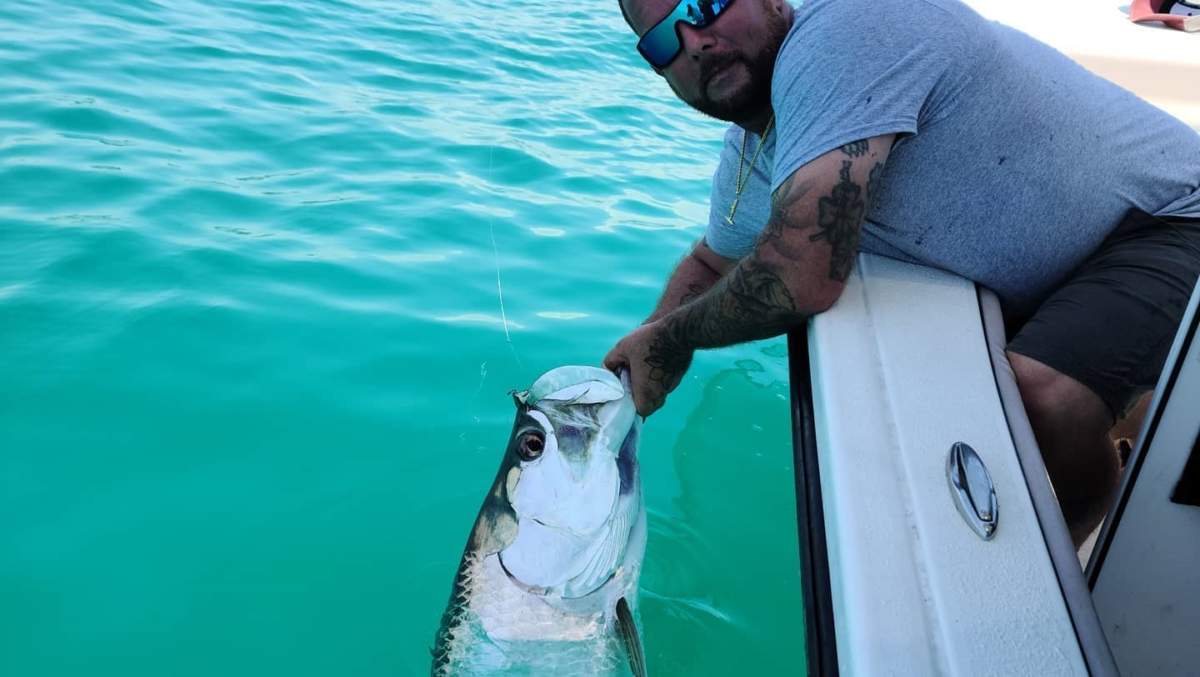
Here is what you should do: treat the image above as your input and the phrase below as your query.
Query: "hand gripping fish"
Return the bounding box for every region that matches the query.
[432,366,647,677]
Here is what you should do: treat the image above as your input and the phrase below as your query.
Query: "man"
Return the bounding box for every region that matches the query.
[602,0,1200,546]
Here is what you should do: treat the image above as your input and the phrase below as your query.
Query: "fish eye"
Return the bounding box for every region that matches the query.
[517,430,545,461]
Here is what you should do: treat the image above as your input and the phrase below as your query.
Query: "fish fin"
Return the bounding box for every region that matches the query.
[615,597,647,677]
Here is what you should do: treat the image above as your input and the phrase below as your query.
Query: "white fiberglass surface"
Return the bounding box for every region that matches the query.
[808,255,1086,675]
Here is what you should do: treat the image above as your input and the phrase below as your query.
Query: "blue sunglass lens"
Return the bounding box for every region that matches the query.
[637,23,682,68]
[636,0,734,69]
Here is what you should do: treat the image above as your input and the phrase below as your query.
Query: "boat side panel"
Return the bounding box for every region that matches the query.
[1090,282,1200,675]
[808,254,1087,675]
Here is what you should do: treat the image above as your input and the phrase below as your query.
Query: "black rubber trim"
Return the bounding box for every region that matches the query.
[1087,282,1200,587]
[976,288,1118,676]
[787,329,839,677]
[1169,431,1200,506]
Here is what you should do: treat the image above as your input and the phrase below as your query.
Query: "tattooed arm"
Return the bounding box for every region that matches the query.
[605,135,894,415]
[670,135,893,345]
[643,239,737,323]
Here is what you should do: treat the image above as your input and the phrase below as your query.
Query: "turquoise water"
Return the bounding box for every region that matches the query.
[0,1,804,674]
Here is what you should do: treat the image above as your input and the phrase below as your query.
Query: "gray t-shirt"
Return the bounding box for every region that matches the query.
[706,0,1200,316]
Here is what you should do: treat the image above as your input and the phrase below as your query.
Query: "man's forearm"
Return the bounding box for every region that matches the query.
[644,247,724,323]
[660,251,804,351]
[637,251,802,392]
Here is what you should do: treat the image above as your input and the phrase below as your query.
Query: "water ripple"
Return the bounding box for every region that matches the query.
[0,1,800,674]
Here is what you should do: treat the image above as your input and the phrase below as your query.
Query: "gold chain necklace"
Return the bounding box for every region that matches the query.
[725,115,774,227]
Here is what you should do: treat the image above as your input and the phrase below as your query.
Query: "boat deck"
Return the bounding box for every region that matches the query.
[963,0,1200,129]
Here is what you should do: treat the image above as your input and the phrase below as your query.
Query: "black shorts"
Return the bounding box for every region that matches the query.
[1008,208,1200,421]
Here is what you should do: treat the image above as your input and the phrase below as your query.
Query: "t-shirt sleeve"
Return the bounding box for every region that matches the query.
[771,0,971,193]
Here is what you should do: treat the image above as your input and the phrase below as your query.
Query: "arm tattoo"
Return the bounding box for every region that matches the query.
[643,144,877,382]
[840,140,869,157]
[643,325,692,411]
[759,174,813,261]
[650,253,802,377]
[809,161,864,282]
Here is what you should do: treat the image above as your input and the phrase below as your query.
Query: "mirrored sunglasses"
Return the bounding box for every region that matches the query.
[636,0,737,69]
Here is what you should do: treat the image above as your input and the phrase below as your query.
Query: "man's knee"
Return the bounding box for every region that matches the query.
[1007,351,1112,440]
[1008,351,1125,545]
[1008,350,1120,510]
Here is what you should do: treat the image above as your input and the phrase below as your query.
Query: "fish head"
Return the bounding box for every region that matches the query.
[493,366,641,598]
[435,366,646,671]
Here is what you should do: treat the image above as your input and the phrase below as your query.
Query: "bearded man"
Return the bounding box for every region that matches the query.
[602,0,1200,546]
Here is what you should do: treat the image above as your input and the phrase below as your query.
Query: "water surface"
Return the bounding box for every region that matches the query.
[0,1,805,674]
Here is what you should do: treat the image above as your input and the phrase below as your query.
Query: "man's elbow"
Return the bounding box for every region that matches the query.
[786,276,845,315]
[754,233,848,315]
[691,239,736,277]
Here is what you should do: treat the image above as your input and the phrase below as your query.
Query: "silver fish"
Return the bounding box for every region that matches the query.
[432,366,647,677]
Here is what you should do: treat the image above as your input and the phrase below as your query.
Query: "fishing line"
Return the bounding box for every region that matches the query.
[486,143,524,370]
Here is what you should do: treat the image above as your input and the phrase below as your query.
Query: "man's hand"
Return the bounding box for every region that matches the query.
[603,320,694,417]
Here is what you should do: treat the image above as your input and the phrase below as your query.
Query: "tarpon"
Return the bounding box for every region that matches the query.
[432,366,647,677]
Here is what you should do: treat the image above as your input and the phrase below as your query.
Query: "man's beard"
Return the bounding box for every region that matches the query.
[675,7,790,123]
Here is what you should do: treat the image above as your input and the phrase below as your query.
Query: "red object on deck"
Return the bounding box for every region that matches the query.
[1129,0,1200,32]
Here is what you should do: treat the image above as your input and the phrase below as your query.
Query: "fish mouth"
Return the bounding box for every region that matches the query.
[523,366,625,407]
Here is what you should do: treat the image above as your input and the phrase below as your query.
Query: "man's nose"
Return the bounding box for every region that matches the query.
[677,22,716,58]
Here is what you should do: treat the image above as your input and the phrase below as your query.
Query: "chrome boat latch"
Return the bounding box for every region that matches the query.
[947,442,998,540]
